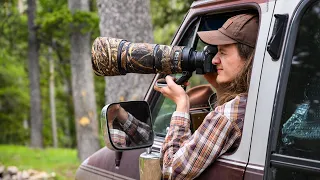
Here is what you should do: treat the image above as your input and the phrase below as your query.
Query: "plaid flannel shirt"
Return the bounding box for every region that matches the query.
[121,113,152,144]
[111,113,152,147]
[160,94,247,179]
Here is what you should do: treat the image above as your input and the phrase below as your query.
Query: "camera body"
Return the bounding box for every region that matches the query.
[181,45,217,74]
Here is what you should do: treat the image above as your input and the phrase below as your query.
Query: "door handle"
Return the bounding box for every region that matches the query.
[267,14,289,60]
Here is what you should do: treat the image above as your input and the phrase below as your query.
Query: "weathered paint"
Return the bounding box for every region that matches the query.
[195,160,245,179]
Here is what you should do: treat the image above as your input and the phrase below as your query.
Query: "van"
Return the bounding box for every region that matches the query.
[75,0,320,179]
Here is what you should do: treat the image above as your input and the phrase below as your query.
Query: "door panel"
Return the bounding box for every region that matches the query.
[76,148,145,180]
[152,3,271,180]
[247,0,301,171]
[196,161,246,180]
[264,0,320,179]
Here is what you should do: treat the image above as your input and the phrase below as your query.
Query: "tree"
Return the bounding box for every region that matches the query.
[151,0,193,45]
[48,45,58,148]
[27,0,43,148]
[0,0,191,148]
[68,0,100,161]
[96,0,155,105]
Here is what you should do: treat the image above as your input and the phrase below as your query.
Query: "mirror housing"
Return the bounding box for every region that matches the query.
[101,101,154,151]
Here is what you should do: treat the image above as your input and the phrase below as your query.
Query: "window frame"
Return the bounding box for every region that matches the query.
[149,12,247,137]
[264,0,320,179]
[148,17,201,113]
[148,17,201,137]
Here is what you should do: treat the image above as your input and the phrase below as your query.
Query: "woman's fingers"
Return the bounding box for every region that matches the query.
[183,81,190,87]
[165,75,176,87]
[154,85,171,100]
[154,85,160,91]
[154,75,188,98]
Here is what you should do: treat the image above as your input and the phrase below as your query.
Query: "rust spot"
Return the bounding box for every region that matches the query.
[79,117,90,126]
[132,95,138,101]
[88,111,94,118]
[81,90,87,97]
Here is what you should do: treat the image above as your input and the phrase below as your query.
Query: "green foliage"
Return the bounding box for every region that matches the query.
[151,0,193,44]
[0,0,102,148]
[0,0,192,148]
[37,6,99,37]
[0,1,30,145]
[0,145,79,180]
[72,10,99,34]
[37,6,72,36]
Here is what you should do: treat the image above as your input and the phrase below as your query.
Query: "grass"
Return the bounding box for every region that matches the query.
[0,145,80,180]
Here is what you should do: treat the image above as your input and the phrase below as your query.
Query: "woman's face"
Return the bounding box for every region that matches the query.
[212,44,245,84]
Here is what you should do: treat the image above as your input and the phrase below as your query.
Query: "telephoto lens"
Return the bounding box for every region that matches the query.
[91,37,217,76]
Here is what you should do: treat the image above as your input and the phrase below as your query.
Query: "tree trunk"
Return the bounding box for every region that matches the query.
[27,0,43,148]
[97,0,155,104]
[68,0,100,161]
[49,46,58,148]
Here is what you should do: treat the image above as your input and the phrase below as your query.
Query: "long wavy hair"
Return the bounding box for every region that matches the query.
[216,43,255,106]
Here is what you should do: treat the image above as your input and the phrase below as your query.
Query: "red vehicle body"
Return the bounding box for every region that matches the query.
[76,0,320,179]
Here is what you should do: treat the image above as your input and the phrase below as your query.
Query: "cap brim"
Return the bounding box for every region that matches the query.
[197,30,237,45]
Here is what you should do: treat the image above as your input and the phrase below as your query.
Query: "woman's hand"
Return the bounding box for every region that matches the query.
[107,104,128,125]
[117,106,129,123]
[154,76,190,113]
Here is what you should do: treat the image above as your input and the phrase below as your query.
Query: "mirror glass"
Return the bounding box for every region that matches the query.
[101,101,154,150]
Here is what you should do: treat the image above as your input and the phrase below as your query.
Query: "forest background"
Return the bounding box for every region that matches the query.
[0,0,193,179]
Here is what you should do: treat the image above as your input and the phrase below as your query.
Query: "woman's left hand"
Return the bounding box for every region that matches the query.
[154,76,190,113]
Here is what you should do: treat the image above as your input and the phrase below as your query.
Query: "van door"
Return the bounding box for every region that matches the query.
[247,0,320,179]
[147,1,276,179]
[262,0,320,179]
[76,1,277,180]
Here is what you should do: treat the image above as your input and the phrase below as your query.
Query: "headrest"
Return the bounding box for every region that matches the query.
[187,84,214,110]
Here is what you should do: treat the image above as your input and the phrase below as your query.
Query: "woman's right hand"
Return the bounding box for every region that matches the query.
[154,76,190,113]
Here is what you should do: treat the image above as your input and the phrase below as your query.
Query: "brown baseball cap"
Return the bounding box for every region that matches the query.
[197,14,259,48]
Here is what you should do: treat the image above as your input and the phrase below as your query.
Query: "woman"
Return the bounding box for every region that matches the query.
[154,14,259,179]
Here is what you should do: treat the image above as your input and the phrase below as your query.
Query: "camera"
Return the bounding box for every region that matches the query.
[91,37,217,77]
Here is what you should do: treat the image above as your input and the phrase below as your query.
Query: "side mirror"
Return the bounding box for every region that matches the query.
[101,101,154,151]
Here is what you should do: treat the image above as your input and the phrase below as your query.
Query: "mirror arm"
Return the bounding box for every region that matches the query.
[115,151,122,168]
